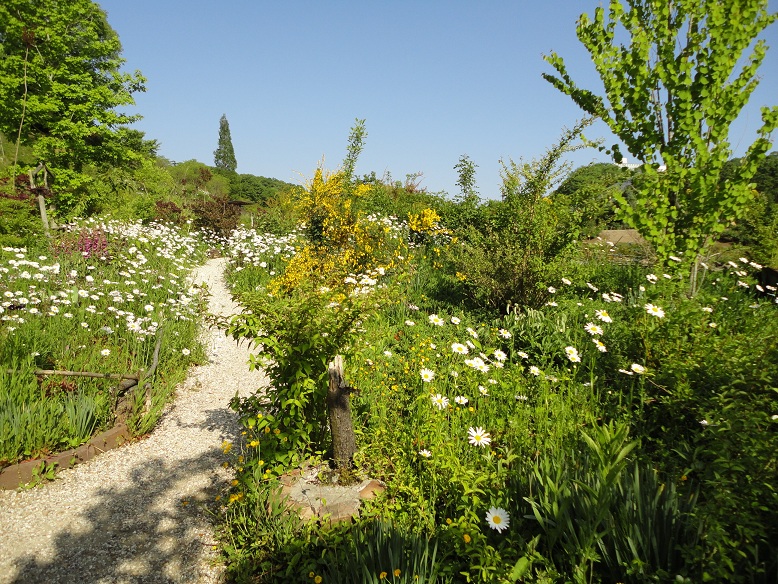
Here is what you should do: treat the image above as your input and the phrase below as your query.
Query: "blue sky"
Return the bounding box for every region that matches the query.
[98,1,778,198]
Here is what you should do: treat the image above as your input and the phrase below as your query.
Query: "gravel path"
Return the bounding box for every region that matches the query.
[0,257,267,584]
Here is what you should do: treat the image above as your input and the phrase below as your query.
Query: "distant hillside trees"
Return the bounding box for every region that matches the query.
[214,114,237,172]
[552,162,632,237]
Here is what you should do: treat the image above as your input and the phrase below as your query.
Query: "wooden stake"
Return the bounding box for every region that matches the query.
[327,355,357,469]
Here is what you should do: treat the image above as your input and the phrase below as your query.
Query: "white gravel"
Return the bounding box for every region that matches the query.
[0,257,267,584]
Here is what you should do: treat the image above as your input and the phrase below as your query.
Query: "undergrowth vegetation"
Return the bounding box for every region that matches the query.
[217,137,778,583]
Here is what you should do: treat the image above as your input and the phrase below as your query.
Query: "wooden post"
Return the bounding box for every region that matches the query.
[327,355,357,469]
[37,195,51,237]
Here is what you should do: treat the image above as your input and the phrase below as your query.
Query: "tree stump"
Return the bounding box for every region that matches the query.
[327,355,357,470]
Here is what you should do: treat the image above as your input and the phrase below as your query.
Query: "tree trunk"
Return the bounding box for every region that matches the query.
[327,355,357,469]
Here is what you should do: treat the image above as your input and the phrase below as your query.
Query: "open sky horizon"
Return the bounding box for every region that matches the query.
[98,1,778,199]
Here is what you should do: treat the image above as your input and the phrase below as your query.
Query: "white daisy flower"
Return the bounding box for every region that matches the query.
[644,303,665,318]
[485,507,510,532]
[451,342,469,355]
[430,393,449,409]
[420,368,436,382]
[565,346,581,363]
[468,427,491,447]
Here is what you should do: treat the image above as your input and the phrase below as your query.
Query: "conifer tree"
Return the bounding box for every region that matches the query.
[213,114,237,172]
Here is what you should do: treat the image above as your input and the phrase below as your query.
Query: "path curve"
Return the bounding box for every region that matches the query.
[0,257,267,584]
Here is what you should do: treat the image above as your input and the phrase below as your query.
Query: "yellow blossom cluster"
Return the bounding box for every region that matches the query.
[408,208,441,233]
[271,166,399,293]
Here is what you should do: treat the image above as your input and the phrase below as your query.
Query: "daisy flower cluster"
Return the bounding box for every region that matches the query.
[1,221,206,340]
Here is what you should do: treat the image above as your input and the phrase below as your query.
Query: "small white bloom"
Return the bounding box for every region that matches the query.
[485,507,510,533]
[468,426,491,447]
[420,368,436,382]
[645,303,665,318]
[454,395,469,405]
[101,349,111,356]
[428,314,445,326]
[451,342,469,355]
[630,363,647,374]
[419,449,432,458]
[431,393,449,409]
[565,346,581,363]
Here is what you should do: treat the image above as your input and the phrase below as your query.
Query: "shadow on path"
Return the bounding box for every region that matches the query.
[10,447,230,584]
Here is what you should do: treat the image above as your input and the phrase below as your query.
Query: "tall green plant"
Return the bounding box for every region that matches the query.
[543,0,778,292]
[448,119,594,311]
[214,114,237,172]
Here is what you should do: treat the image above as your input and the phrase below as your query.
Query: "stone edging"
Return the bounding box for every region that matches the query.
[0,424,131,490]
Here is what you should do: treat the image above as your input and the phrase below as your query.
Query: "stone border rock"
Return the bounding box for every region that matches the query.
[0,424,131,490]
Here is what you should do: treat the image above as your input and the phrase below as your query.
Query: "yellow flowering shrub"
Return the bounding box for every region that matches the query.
[270,165,400,294]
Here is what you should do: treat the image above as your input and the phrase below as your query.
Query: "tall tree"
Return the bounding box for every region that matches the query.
[213,114,237,172]
[543,0,778,290]
[0,0,146,211]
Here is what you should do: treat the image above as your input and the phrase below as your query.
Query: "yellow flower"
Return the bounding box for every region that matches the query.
[314,576,322,583]
[463,533,471,543]
[394,569,401,577]
[249,440,259,447]
[231,479,239,486]
[379,572,388,580]
[309,572,315,578]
